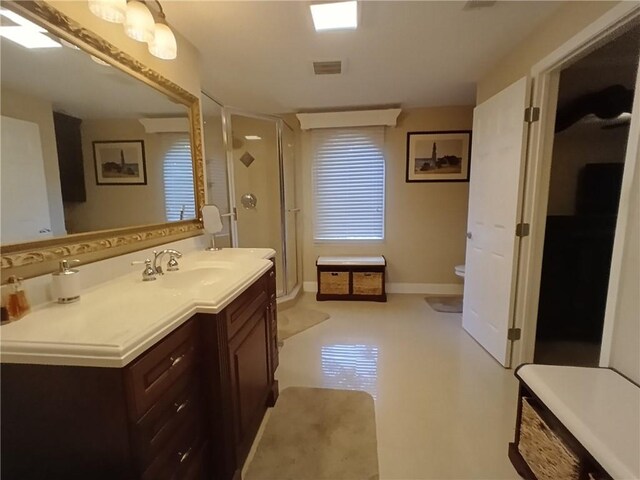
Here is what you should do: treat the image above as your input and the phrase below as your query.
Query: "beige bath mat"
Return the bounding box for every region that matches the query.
[425,295,463,313]
[278,307,330,340]
[244,387,379,480]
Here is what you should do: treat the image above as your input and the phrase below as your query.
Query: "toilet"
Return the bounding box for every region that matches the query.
[455,264,465,278]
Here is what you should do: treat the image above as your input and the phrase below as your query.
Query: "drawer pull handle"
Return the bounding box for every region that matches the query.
[169,354,185,368]
[178,447,192,463]
[269,270,275,278]
[331,272,338,276]
[174,400,190,413]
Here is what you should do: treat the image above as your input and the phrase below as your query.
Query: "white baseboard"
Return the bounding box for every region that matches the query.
[386,283,463,294]
[303,282,463,295]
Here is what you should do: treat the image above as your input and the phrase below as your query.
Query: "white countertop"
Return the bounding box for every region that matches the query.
[517,364,640,480]
[0,248,274,368]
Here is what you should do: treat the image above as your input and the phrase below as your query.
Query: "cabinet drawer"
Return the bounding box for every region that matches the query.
[126,320,199,419]
[226,277,269,340]
[353,272,383,295]
[133,375,202,469]
[176,441,209,480]
[319,271,349,295]
[142,416,204,480]
[518,397,580,480]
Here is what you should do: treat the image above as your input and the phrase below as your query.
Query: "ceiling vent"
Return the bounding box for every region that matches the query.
[313,60,342,75]
[463,0,497,10]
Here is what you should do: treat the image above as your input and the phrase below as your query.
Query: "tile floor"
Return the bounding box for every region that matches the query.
[249,293,521,480]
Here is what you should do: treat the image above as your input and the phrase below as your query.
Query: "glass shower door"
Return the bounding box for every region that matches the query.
[227,112,285,295]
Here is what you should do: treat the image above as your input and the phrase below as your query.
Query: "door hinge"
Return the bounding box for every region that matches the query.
[516,223,530,237]
[524,106,540,123]
[508,328,521,341]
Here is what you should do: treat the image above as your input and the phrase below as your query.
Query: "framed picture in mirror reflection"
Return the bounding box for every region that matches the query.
[93,140,147,185]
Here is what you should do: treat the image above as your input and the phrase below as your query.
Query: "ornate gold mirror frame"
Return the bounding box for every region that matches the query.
[0,1,205,282]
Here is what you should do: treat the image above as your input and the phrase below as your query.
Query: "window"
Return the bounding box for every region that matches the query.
[312,127,385,241]
[164,136,196,221]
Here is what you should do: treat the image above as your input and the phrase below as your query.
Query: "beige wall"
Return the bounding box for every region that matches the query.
[298,106,473,286]
[46,1,201,97]
[476,1,621,104]
[0,87,66,236]
[64,119,191,233]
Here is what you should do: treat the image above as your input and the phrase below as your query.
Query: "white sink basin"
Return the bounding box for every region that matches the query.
[159,266,231,290]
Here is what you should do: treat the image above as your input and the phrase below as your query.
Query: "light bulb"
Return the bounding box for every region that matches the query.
[88,0,126,24]
[124,0,155,43]
[148,21,177,60]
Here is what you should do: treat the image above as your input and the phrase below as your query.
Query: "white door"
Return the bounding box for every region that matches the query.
[0,116,53,244]
[462,77,531,367]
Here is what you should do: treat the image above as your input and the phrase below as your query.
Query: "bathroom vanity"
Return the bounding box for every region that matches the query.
[1,249,278,480]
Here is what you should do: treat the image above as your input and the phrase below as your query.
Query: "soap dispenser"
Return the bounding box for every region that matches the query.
[52,259,81,304]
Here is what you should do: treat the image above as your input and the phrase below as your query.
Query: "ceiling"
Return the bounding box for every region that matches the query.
[164,0,562,114]
[1,34,186,120]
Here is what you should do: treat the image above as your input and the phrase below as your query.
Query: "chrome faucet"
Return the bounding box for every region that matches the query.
[153,249,182,275]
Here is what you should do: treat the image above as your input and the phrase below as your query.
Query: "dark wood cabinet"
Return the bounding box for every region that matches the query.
[1,269,278,480]
[53,111,86,202]
[228,301,270,462]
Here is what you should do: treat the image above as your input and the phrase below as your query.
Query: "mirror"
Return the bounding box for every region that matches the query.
[0,2,204,278]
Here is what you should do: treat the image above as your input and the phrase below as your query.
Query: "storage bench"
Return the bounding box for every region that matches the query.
[316,256,386,302]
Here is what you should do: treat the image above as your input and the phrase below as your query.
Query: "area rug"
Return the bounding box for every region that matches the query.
[425,295,463,313]
[278,308,330,340]
[244,387,379,480]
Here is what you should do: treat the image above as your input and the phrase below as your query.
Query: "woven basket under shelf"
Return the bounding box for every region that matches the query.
[319,272,349,295]
[518,397,580,480]
[353,272,383,295]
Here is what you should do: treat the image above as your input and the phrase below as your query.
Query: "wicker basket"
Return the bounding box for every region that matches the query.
[353,272,383,295]
[319,272,349,295]
[518,397,580,480]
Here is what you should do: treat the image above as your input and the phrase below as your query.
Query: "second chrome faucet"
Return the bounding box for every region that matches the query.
[153,249,182,275]
[131,249,183,281]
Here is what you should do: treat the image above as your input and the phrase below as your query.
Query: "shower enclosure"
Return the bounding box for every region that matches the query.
[201,94,299,297]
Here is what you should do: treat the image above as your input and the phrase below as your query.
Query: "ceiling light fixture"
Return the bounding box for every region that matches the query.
[88,0,126,23]
[244,135,262,141]
[310,1,358,32]
[124,0,155,43]
[148,1,177,60]
[88,0,177,60]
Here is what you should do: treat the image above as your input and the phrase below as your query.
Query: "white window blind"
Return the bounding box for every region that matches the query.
[164,136,196,221]
[313,127,385,241]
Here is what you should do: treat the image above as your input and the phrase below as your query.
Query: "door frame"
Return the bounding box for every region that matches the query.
[513,3,640,367]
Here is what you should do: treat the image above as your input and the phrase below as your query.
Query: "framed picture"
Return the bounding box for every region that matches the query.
[406,131,471,182]
[93,140,147,185]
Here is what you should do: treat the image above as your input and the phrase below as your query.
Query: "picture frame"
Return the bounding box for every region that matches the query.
[406,131,471,183]
[93,140,147,185]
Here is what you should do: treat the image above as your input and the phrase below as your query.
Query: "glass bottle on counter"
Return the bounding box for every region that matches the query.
[5,276,30,321]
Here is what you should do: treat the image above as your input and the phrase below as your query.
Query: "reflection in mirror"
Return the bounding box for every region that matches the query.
[0,8,196,245]
[202,94,232,248]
